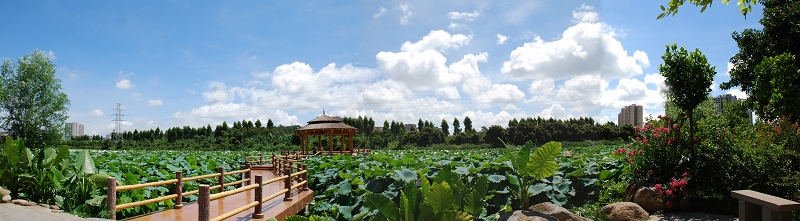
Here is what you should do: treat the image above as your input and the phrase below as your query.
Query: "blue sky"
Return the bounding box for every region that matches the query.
[1,0,762,136]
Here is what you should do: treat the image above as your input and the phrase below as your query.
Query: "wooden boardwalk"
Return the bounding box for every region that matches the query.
[125,169,313,221]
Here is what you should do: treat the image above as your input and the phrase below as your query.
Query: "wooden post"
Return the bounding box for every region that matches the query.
[259,154,263,165]
[174,171,183,209]
[329,134,333,155]
[284,167,292,201]
[107,177,117,220]
[244,162,252,186]
[341,134,345,155]
[199,185,210,221]
[218,167,225,193]
[302,164,309,191]
[348,133,354,153]
[271,154,276,170]
[252,175,264,219]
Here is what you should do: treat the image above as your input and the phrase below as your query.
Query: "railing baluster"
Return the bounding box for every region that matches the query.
[284,166,292,201]
[244,162,251,186]
[252,175,264,219]
[199,185,210,221]
[108,177,117,220]
[174,171,183,209]
[218,167,225,193]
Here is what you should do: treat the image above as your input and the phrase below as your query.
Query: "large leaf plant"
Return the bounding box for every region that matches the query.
[505,141,562,209]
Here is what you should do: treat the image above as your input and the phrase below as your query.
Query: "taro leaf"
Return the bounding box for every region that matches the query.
[419,171,431,196]
[527,141,561,180]
[50,167,64,189]
[434,168,457,186]
[529,183,552,196]
[566,168,585,178]
[464,175,488,215]
[365,180,383,193]
[454,166,470,176]
[363,192,400,221]
[487,175,506,183]
[75,150,96,175]
[582,178,598,186]
[382,182,400,199]
[547,191,568,206]
[339,205,356,220]
[584,162,600,175]
[511,141,534,175]
[337,181,353,196]
[424,181,454,214]
[394,169,418,183]
[598,169,615,180]
[166,164,180,173]
[400,190,415,221]
[507,174,520,186]
[436,210,473,221]
[3,137,20,166]
[284,216,310,221]
[86,195,107,207]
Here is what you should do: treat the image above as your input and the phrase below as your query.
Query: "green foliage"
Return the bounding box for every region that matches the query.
[0,49,70,149]
[657,0,758,19]
[506,141,562,209]
[659,43,715,140]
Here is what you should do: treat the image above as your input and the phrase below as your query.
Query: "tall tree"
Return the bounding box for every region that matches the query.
[267,119,274,128]
[440,119,449,135]
[383,120,390,132]
[418,119,424,131]
[721,0,800,123]
[453,118,462,134]
[659,43,715,140]
[0,50,70,149]
[255,119,262,128]
[464,116,474,133]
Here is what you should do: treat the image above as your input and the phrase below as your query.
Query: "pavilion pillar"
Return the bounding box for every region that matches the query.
[317,135,321,154]
[341,134,345,154]
[348,133,354,152]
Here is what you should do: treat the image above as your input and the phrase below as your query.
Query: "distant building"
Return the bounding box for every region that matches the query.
[63,122,85,139]
[713,94,753,124]
[373,126,383,131]
[404,124,416,131]
[618,104,643,126]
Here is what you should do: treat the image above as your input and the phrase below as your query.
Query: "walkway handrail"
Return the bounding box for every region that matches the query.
[106,162,253,220]
[198,161,310,221]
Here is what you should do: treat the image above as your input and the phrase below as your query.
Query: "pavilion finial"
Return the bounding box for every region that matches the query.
[323,109,325,115]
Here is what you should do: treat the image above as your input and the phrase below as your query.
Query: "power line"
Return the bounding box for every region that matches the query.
[113,103,124,141]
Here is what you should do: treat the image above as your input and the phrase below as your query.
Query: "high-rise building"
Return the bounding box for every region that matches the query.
[69,122,84,137]
[713,94,753,124]
[618,104,643,126]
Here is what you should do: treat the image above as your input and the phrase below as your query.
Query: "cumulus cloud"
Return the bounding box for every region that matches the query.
[173,103,300,127]
[725,62,734,75]
[399,30,471,52]
[435,87,461,99]
[203,81,235,104]
[449,22,466,30]
[148,99,163,107]
[447,10,481,21]
[529,78,555,95]
[89,109,105,117]
[374,5,387,18]
[398,4,413,25]
[572,4,599,23]
[116,79,134,89]
[497,34,509,45]
[539,103,568,119]
[474,84,526,104]
[501,5,647,80]
[251,71,270,78]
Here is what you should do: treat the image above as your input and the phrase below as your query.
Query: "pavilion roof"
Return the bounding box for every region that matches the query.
[295,113,358,134]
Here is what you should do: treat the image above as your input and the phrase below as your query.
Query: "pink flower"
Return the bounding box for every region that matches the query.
[667,139,674,145]
[648,170,654,174]
[666,189,673,196]
[666,200,672,208]
[655,184,662,191]
[682,172,690,177]
[627,158,634,163]
[627,151,635,156]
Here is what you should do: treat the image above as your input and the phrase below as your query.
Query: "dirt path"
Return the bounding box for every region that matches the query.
[649,212,738,221]
[0,203,110,221]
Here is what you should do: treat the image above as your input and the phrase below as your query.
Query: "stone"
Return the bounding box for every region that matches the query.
[39,203,49,208]
[528,202,590,221]
[500,210,557,221]
[20,201,37,206]
[1,195,10,203]
[602,202,649,221]
[49,205,60,210]
[624,182,667,212]
[12,199,25,205]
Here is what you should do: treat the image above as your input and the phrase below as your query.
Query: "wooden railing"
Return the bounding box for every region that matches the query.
[198,161,309,221]
[106,164,253,220]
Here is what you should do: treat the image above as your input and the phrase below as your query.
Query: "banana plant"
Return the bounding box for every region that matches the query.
[505,141,562,209]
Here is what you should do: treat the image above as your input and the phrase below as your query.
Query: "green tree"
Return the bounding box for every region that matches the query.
[440,119,449,135]
[659,43,716,140]
[0,50,70,149]
[463,116,474,133]
[721,0,800,123]
[267,119,274,128]
[657,0,758,19]
[255,119,262,128]
[484,125,505,148]
[452,118,461,135]
[383,120,390,132]
[418,119,424,131]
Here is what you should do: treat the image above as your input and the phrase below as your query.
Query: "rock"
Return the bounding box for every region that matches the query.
[49,205,60,210]
[679,200,692,211]
[528,202,590,221]
[602,202,649,221]
[624,182,667,212]
[500,210,557,221]
[39,203,49,208]
[12,199,25,205]
[51,210,64,213]
[1,195,10,203]
[20,201,37,206]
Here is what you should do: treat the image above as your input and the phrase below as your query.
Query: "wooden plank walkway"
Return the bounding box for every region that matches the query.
[126,169,313,221]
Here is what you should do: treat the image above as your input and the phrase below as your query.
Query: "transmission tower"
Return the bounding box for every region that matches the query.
[113,103,125,141]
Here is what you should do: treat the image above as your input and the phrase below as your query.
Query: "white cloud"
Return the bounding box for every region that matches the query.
[116,79,134,89]
[398,4,413,25]
[43,50,57,60]
[173,103,300,127]
[497,34,509,45]
[202,81,235,104]
[633,50,650,67]
[727,88,748,98]
[131,92,141,98]
[252,71,270,78]
[529,78,555,95]
[89,109,105,117]
[435,87,461,99]
[726,62,734,76]
[374,5,387,18]
[539,103,568,119]
[448,22,466,30]
[501,6,646,80]
[572,4,599,23]
[504,1,540,23]
[447,10,481,21]
[474,84,526,104]
[399,30,471,52]
[148,99,163,107]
